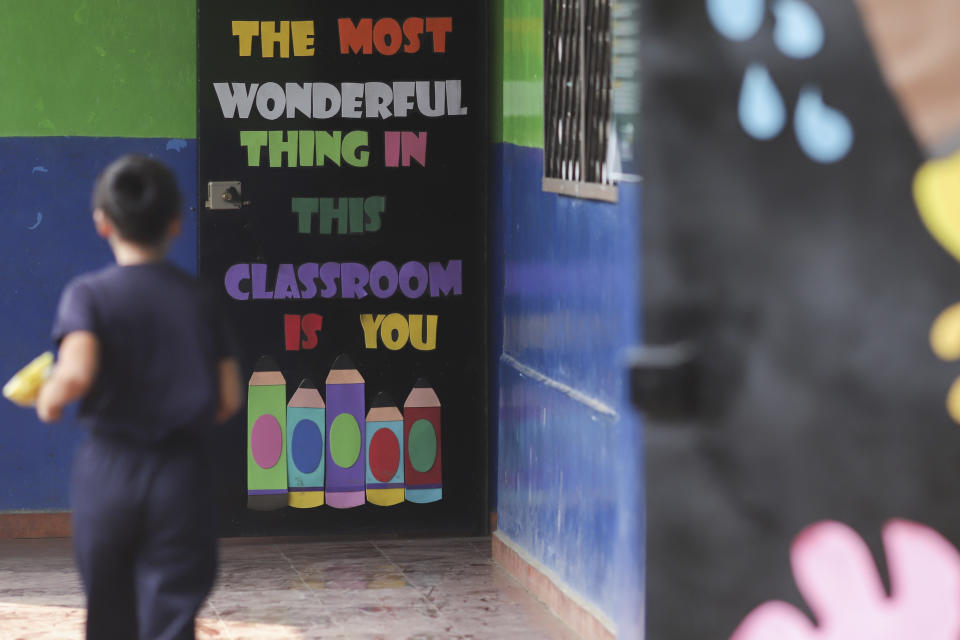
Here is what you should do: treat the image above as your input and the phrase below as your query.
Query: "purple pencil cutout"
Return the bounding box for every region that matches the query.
[324,354,366,508]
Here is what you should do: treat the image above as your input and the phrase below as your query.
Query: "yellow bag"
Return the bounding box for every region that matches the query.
[3,352,54,407]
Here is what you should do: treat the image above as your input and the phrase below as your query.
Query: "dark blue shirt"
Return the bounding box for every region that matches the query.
[52,261,231,443]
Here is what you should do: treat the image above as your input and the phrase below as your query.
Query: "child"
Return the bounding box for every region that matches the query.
[36,155,242,640]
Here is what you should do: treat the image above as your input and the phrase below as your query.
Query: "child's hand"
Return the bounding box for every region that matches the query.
[731,520,960,639]
[32,332,99,423]
[36,387,63,423]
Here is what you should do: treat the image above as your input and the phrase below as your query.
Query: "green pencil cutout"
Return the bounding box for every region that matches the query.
[247,355,288,511]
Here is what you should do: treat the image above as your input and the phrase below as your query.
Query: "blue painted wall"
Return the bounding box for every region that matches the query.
[0,138,197,511]
[493,143,644,636]
[0,0,197,513]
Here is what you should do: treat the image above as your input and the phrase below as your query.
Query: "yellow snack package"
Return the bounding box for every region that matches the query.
[3,352,54,407]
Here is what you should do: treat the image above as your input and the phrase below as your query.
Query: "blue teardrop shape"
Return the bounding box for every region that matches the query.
[794,86,854,163]
[772,0,825,58]
[706,0,765,41]
[739,63,787,140]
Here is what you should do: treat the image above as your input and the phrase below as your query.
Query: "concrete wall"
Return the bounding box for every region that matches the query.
[490,1,644,635]
[0,1,198,511]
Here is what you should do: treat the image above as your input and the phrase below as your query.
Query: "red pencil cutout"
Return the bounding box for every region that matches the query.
[403,378,441,503]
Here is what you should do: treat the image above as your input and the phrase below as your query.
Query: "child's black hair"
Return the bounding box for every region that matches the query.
[92,155,181,246]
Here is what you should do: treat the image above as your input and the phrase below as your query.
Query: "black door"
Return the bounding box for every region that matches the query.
[197,0,488,536]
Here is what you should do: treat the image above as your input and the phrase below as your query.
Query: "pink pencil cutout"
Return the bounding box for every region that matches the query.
[731,519,960,640]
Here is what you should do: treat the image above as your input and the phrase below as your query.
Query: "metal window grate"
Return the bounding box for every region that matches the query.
[544,0,615,199]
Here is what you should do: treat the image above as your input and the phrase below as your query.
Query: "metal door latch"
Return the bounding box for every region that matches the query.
[205,181,249,209]
[625,341,700,420]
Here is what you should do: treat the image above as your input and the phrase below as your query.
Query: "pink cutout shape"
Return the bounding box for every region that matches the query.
[731,520,960,639]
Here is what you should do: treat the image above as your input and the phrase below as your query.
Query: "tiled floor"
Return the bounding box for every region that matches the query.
[0,536,578,639]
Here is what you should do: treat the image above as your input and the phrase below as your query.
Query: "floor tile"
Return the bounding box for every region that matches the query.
[0,536,579,639]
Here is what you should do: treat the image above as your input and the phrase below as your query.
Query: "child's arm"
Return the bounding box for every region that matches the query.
[215,357,243,423]
[36,331,100,423]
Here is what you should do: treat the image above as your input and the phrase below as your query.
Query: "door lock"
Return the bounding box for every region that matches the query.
[626,341,700,420]
[205,181,249,209]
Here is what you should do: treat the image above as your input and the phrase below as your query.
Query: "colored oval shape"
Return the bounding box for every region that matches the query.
[408,419,437,473]
[330,413,362,468]
[370,428,401,482]
[291,418,324,474]
[251,414,283,469]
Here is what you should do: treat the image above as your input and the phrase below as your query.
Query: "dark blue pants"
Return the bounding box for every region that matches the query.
[71,435,218,640]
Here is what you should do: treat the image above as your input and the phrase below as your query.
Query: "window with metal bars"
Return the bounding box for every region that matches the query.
[543,0,616,202]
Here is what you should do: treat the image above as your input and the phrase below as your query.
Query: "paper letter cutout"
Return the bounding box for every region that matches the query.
[360,314,385,348]
[339,18,373,54]
[268,130,298,167]
[260,20,290,58]
[409,315,438,351]
[428,260,462,296]
[373,18,403,55]
[403,18,424,53]
[343,130,369,167]
[380,314,409,350]
[225,263,251,300]
[239,131,268,166]
[399,262,429,298]
[313,84,341,119]
[285,83,312,118]
[291,20,315,57]
[214,82,258,118]
[425,17,453,52]
[232,21,259,56]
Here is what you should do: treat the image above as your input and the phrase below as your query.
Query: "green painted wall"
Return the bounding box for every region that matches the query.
[0,0,196,138]
[491,0,544,149]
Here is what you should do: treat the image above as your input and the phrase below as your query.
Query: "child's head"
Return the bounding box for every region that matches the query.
[92,155,181,247]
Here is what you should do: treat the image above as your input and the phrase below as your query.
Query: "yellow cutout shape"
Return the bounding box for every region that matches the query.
[366,488,405,507]
[288,491,324,508]
[930,303,960,361]
[915,150,960,262]
[917,150,960,423]
[3,352,53,407]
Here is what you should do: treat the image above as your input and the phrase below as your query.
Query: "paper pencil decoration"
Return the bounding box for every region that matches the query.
[247,356,288,511]
[286,379,325,508]
[403,379,442,503]
[324,354,366,508]
[365,392,405,506]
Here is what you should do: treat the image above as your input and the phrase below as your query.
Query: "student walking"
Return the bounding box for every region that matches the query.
[37,155,242,640]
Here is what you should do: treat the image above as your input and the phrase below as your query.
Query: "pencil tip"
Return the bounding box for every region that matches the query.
[413,377,431,388]
[371,391,395,407]
[297,378,317,390]
[254,355,279,372]
[330,354,355,370]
